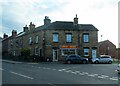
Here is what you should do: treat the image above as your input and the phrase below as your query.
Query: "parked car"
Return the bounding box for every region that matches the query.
[64,54,88,64]
[91,55,113,64]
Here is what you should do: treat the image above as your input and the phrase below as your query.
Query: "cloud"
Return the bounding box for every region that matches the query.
[0,0,119,47]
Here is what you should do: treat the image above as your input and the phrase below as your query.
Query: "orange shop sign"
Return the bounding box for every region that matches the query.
[61,45,78,48]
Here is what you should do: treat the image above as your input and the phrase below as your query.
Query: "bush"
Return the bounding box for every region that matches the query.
[21,48,30,57]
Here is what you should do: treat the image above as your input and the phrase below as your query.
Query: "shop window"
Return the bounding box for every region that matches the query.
[53,33,58,42]
[62,49,76,56]
[66,34,72,43]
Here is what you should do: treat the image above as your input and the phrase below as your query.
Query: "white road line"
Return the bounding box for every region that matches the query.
[78,72,85,75]
[82,72,88,75]
[65,70,72,73]
[100,75,109,78]
[88,74,96,77]
[109,77,118,81]
[58,69,66,71]
[71,71,77,74]
[98,76,106,79]
[10,71,34,80]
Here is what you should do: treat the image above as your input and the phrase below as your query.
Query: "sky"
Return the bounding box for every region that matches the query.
[0,0,119,47]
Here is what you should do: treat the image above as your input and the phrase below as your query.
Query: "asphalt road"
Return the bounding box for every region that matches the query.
[1,60,120,85]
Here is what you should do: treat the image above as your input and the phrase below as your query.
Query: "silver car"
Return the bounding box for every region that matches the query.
[117,64,120,74]
[91,55,113,64]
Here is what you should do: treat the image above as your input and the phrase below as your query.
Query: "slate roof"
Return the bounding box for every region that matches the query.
[35,21,98,31]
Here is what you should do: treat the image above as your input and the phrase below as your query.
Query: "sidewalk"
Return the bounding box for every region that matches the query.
[1,59,62,64]
[2,59,23,64]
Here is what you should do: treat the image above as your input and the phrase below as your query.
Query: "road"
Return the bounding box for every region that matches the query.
[1,60,120,85]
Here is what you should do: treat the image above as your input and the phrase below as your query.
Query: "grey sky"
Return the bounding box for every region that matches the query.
[1,0,119,47]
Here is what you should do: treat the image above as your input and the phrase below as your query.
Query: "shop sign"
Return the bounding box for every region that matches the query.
[61,45,78,48]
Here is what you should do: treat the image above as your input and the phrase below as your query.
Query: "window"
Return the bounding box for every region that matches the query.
[83,33,89,43]
[35,35,38,44]
[66,34,72,42]
[29,37,32,44]
[53,33,58,42]
[84,48,89,56]
[62,49,76,56]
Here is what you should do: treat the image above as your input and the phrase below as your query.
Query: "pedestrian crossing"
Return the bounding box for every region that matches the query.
[31,66,119,81]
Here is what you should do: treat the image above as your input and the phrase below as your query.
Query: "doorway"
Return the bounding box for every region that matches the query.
[53,49,58,61]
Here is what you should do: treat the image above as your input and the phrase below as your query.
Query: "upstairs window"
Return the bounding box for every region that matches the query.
[83,33,89,43]
[35,35,38,44]
[53,33,58,42]
[29,37,32,44]
[66,33,72,43]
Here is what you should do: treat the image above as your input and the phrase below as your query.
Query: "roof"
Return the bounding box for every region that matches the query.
[98,40,116,47]
[35,21,98,31]
[16,32,25,37]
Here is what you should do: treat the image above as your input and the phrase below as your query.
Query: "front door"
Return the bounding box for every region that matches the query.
[92,49,96,58]
[53,49,58,61]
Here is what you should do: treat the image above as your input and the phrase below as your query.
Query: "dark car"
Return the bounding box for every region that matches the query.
[64,54,88,64]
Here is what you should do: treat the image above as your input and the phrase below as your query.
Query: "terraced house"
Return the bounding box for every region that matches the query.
[2,15,99,62]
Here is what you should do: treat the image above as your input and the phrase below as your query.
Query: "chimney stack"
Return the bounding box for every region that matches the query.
[12,30,17,36]
[73,14,78,25]
[44,16,51,25]
[3,33,8,38]
[29,22,35,31]
[23,25,28,32]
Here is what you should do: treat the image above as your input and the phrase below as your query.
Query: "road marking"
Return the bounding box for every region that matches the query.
[78,72,85,75]
[109,77,118,81]
[58,69,66,71]
[100,75,109,78]
[88,74,96,77]
[98,76,106,79]
[10,71,34,80]
[71,71,77,74]
[82,72,88,75]
[65,70,72,73]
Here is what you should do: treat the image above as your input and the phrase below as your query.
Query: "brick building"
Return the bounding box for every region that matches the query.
[98,40,117,58]
[2,15,99,61]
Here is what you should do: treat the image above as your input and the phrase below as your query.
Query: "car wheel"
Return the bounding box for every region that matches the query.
[67,60,71,64]
[108,61,112,64]
[94,61,99,64]
[82,60,87,64]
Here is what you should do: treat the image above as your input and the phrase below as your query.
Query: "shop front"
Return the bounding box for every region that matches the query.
[60,45,78,59]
